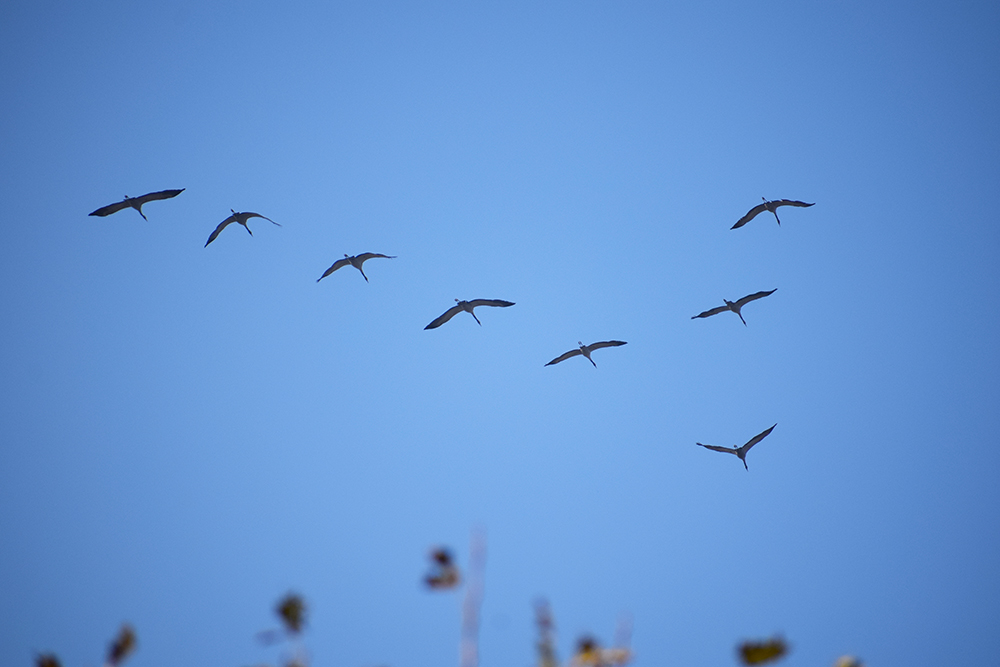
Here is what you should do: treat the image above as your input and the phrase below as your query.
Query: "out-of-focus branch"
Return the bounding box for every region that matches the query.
[534,598,558,667]
[459,529,486,667]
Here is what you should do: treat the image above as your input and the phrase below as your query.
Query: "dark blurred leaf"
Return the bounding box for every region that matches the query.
[431,547,454,566]
[738,637,787,665]
[107,623,137,666]
[276,593,307,634]
[424,546,461,589]
[35,655,62,667]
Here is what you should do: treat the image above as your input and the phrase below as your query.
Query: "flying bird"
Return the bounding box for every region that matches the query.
[205,209,281,247]
[89,189,184,221]
[732,197,814,229]
[696,424,776,470]
[317,253,396,283]
[424,299,515,329]
[691,289,777,326]
[545,340,627,367]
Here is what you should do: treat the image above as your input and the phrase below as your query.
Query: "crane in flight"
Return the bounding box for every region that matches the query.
[205,210,281,247]
[732,197,814,229]
[89,189,184,221]
[317,253,396,283]
[696,424,776,470]
[692,289,776,326]
[425,299,515,329]
[545,340,627,367]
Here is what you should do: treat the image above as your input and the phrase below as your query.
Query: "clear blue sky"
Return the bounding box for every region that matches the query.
[1,1,998,666]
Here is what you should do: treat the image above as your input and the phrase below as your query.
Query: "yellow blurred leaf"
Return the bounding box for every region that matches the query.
[570,636,632,666]
[833,657,864,667]
[738,637,787,665]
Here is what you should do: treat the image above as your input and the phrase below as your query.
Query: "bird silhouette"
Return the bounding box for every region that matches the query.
[732,197,814,229]
[89,189,184,221]
[205,210,281,247]
[691,289,776,326]
[696,424,776,470]
[317,253,396,283]
[545,340,627,367]
[424,299,515,329]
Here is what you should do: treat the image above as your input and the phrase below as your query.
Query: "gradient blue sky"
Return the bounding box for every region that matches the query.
[2,1,999,666]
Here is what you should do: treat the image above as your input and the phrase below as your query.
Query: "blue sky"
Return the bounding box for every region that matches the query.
[1,1,999,666]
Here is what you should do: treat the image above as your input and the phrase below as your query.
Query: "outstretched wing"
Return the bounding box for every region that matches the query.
[89,199,132,217]
[691,305,729,319]
[731,202,768,229]
[245,212,281,227]
[772,199,814,209]
[734,289,777,308]
[545,349,582,366]
[425,304,464,330]
[355,253,396,264]
[317,257,351,282]
[696,442,738,455]
[205,215,237,247]
[740,424,777,453]
[467,299,515,309]
[588,340,627,351]
[135,188,184,204]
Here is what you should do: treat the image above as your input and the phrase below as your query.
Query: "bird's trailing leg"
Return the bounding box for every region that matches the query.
[760,197,781,226]
[471,311,482,325]
[743,458,748,470]
[738,311,747,326]
[359,267,369,283]
[127,197,148,221]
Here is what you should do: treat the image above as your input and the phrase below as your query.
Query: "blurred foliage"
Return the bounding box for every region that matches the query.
[833,657,864,667]
[424,547,461,590]
[254,593,310,667]
[569,635,632,667]
[25,554,870,667]
[276,594,307,635]
[535,599,558,667]
[533,600,631,667]
[105,624,136,667]
[738,637,787,665]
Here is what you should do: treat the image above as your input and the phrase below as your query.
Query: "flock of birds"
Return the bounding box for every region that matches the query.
[89,190,815,470]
